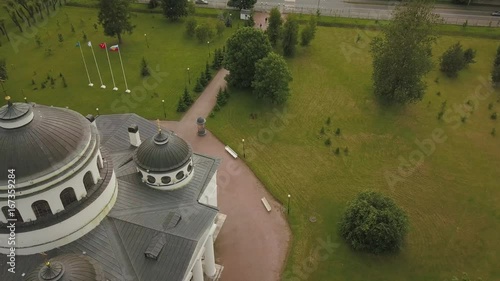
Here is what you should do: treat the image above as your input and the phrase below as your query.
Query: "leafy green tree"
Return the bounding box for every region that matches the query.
[370,0,441,104]
[463,48,476,65]
[98,0,134,44]
[252,52,292,104]
[225,27,272,88]
[340,190,409,254]
[300,16,317,46]
[440,42,465,78]
[195,22,214,43]
[227,0,257,9]
[267,7,282,47]
[161,0,188,21]
[0,58,7,80]
[282,15,299,57]
[185,17,197,37]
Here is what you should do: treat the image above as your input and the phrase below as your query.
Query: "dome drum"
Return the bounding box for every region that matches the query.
[138,158,194,191]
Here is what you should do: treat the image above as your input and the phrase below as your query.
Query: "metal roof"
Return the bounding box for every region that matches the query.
[0,113,220,281]
[23,254,105,281]
[0,102,31,121]
[133,129,192,173]
[0,105,92,184]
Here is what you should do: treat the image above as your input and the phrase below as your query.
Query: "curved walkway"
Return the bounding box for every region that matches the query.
[159,69,291,281]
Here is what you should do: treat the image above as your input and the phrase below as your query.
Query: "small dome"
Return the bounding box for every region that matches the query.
[24,254,104,281]
[133,130,192,173]
[0,104,92,183]
[196,117,205,124]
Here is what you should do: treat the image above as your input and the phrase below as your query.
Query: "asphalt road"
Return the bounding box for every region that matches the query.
[207,0,500,26]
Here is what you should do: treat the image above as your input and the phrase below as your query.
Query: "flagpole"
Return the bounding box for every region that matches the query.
[78,42,93,87]
[89,42,105,89]
[117,46,130,93]
[104,43,117,91]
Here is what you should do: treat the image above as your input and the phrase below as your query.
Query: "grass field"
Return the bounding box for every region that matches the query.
[208,27,500,280]
[1,3,500,281]
[0,4,239,120]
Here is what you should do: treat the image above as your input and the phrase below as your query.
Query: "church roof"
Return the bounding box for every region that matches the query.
[0,113,220,281]
[0,104,92,184]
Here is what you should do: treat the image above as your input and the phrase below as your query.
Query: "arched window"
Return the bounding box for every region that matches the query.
[60,187,77,208]
[161,176,171,184]
[176,171,184,180]
[83,171,94,191]
[147,175,156,184]
[31,200,52,219]
[1,206,23,222]
[97,156,103,171]
[187,164,193,173]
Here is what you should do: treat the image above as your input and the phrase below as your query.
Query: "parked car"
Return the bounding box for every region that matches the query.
[492,11,500,16]
[195,0,208,4]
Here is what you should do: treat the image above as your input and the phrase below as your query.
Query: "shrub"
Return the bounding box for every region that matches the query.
[58,33,64,43]
[148,0,159,9]
[213,103,221,111]
[440,42,465,78]
[334,147,340,155]
[463,48,476,65]
[186,18,197,37]
[340,191,409,254]
[325,138,331,146]
[62,77,67,88]
[326,117,331,125]
[492,128,496,136]
[320,127,325,134]
[205,62,212,81]
[176,97,187,112]
[216,87,227,106]
[195,23,214,43]
[182,87,194,107]
[491,112,497,120]
[140,57,150,77]
[194,78,203,93]
[199,71,208,87]
[335,128,341,135]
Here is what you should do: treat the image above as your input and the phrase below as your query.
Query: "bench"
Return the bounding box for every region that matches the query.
[225,146,238,159]
[261,197,272,212]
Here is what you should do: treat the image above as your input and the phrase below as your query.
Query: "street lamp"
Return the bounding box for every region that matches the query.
[24,97,27,103]
[161,99,166,118]
[287,194,291,214]
[144,33,149,48]
[187,67,191,85]
[242,139,245,158]
[96,107,99,117]
[207,41,210,57]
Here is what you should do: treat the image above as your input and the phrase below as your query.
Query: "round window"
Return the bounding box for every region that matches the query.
[161,176,171,184]
[147,175,156,184]
[187,164,193,173]
[176,171,184,180]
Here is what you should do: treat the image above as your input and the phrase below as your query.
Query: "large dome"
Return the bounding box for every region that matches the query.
[24,254,104,281]
[133,129,192,173]
[0,102,92,184]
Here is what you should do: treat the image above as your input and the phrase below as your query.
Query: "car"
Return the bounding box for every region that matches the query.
[492,11,500,16]
[195,0,208,4]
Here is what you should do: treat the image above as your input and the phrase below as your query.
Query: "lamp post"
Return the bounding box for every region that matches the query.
[161,99,166,118]
[287,194,291,214]
[207,41,210,57]
[96,107,99,117]
[0,79,6,97]
[187,68,191,84]
[242,139,245,158]
[24,97,27,103]
[144,33,149,48]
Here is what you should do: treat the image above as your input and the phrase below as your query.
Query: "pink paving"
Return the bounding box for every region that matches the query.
[159,66,291,281]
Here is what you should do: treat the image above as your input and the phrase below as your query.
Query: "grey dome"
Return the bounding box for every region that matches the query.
[24,254,104,281]
[133,130,192,173]
[0,104,92,183]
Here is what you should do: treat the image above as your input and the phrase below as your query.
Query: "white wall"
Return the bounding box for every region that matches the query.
[199,172,218,208]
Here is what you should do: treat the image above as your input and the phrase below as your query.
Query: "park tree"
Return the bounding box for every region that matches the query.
[195,23,214,43]
[267,7,282,47]
[225,27,272,88]
[492,46,500,86]
[98,0,134,44]
[300,15,317,46]
[370,0,441,104]
[185,17,197,37]
[282,15,299,57]
[252,52,292,104]
[161,0,188,21]
[0,59,7,81]
[340,190,409,254]
[439,42,476,78]
[227,0,257,9]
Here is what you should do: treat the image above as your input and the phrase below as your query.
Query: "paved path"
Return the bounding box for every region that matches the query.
[159,69,291,281]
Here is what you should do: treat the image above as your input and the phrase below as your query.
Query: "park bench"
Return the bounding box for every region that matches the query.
[261,197,272,212]
[225,146,238,159]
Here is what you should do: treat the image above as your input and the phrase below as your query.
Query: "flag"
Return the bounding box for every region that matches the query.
[87,41,92,47]
[109,45,119,52]
[99,43,106,49]
[75,42,80,47]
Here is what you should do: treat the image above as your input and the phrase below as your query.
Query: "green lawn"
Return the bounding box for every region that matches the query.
[209,27,500,280]
[0,4,238,120]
